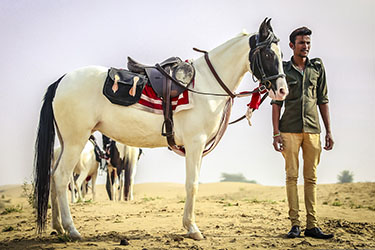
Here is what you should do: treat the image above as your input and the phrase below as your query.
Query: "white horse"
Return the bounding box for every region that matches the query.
[34,18,288,240]
[53,137,102,203]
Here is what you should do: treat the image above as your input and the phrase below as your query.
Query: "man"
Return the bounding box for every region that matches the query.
[271,27,334,239]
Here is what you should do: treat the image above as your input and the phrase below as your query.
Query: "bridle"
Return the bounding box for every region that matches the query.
[192,31,284,99]
[191,32,285,125]
[192,47,264,98]
[166,32,285,155]
[249,31,285,91]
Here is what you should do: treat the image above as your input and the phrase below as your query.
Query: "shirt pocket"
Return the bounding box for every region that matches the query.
[308,75,318,99]
[286,80,299,100]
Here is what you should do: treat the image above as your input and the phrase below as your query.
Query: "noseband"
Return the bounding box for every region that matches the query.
[250,32,285,90]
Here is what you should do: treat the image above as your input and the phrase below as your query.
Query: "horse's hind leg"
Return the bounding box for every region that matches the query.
[51,149,64,233]
[51,176,64,234]
[53,144,86,240]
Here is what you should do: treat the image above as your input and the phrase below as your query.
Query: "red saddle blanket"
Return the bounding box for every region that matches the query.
[133,84,193,114]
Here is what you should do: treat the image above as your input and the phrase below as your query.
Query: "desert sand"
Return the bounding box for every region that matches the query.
[0,182,374,250]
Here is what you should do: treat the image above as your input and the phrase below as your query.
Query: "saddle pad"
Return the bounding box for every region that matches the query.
[133,84,193,115]
[103,68,147,106]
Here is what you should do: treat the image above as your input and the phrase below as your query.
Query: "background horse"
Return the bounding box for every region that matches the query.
[103,135,142,201]
[34,18,288,240]
[52,135,105,203]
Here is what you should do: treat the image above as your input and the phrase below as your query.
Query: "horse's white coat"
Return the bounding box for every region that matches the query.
[53,141,99,202]
[51,140,99,234]
[50,32,287,240]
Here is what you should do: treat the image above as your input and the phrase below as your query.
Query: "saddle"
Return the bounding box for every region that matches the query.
[127,56,195,151]
[127,56,194,98]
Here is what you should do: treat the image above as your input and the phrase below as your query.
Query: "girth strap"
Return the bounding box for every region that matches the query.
[161,66,179,150]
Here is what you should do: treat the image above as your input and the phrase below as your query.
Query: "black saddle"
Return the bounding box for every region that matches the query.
[127,56,195,151]
[128,56,195,98]
[128,56,181,74]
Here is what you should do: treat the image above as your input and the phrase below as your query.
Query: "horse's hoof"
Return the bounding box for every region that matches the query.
[69,230,82,240]
[188,231,204,240]
[52,224,64,234]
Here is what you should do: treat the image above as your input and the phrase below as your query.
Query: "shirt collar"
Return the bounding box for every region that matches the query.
[286,56,311,72]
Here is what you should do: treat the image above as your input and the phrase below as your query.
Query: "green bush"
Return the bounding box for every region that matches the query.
[337,170,354,183]
[1,205,23,215]
[220,173,257,184]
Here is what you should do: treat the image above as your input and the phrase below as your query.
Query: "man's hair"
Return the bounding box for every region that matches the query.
[289,27,312,44]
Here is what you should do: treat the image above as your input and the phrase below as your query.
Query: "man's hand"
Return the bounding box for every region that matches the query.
[324,132,334,150]
[273,135,284,152]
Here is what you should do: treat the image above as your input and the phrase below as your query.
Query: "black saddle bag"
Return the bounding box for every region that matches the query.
[103,68,147,106]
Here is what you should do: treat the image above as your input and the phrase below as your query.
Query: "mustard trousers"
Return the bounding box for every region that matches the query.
[281,132,321,229]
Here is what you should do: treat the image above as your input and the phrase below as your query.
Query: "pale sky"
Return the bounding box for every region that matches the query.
[0,0,374,186]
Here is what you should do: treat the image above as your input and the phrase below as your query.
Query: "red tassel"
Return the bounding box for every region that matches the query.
[248,92,261,110]
[247,86,267,110]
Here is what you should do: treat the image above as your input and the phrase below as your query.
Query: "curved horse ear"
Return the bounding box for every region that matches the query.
[259,17,271,41]
[266,18,273,32]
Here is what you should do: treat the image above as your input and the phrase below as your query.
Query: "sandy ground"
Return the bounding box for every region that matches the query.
[0,182,374,250]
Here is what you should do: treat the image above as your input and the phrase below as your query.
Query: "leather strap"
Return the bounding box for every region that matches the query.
[169,98,233,157]
[228,92,269,125]
[193,48,236,98]
[160,66,182,151]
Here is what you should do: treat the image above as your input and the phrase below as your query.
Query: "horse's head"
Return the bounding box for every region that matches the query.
[249,18,288,101]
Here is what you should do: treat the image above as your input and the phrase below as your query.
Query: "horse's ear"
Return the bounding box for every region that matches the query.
[266,18,273,32]
[259,17,270,41]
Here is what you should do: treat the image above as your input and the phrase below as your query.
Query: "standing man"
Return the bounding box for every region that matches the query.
[271,27,334,239]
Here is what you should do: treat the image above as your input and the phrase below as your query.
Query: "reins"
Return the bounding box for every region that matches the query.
[228,92,269,125]
[192,31,285,125]
[192,47,265,99]
[192,47,268,125]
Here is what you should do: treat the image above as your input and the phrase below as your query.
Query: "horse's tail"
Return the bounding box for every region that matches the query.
[34,75,64,233]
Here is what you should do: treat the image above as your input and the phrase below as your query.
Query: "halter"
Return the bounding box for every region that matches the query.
[250,31,285,90]
[89,136,108,161]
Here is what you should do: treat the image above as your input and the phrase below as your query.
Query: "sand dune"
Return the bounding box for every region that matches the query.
[0,182,374,249]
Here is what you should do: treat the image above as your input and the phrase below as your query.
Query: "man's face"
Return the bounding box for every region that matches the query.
[290,35,311,58]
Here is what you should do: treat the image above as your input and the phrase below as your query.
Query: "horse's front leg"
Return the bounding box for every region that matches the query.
[129,163,137,201]
[119,169,124,201]
[91,170,98,201]
[69,175,76,203]
[75,170,90,202]
[183,137,206,240]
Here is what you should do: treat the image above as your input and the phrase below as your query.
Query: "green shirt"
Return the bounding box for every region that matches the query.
[271,57,329,133]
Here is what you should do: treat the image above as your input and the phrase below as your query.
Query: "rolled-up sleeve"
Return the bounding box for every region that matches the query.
[317,59,329,105]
